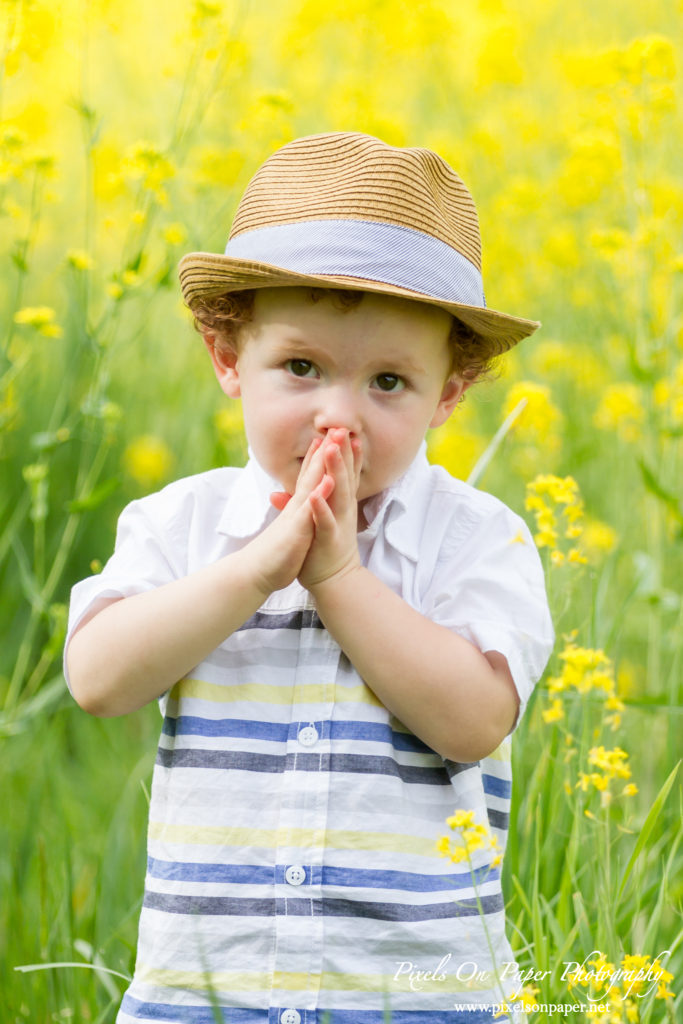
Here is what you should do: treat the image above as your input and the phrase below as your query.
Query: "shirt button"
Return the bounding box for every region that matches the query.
[298,725,319,747]
[284,864,306,886]
[280,1011,301,1024]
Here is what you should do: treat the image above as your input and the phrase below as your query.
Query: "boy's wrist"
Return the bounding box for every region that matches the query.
[306,560,364,601]
[233,537,282,601]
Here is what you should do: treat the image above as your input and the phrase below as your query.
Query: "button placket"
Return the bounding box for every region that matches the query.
[271,594,339,1019]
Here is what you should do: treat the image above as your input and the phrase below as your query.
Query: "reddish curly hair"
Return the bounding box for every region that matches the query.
[191,288,500,385]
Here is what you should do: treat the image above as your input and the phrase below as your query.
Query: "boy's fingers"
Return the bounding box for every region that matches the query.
[350,436,363,489]
[309,481,336,532]
[292,438,327,503]
[332,429,361,495]
[300,436,322,475]
[312,473,335,504]
[320,472,335,502]
[323,436,356,510]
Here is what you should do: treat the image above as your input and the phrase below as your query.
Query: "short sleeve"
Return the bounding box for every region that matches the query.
[422,505,554,729]
[63,496,185,692]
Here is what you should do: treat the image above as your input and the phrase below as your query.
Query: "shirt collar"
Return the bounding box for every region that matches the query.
[217,448,282,539]
[359,441,431,561]
[217,441,433,562]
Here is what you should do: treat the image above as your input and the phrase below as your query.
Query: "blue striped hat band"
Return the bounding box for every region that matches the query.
[224,219,487,310]
[178,132,541,349]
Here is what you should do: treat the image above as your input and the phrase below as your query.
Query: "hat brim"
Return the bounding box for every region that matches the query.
[178,252,540,352]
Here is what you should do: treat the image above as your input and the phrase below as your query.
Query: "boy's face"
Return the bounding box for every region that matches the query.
[205,288,467,503]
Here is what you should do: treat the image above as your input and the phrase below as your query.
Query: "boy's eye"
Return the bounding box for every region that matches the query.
[286,359,317,378]
[372,373,405,393]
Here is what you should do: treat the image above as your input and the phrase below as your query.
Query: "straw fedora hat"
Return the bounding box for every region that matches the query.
[178,131,540,351]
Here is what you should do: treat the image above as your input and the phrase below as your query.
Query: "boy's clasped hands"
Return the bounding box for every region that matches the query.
[247,428,363,598]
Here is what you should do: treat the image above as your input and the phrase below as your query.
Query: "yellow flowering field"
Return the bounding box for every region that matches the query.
[1,0,681,1021]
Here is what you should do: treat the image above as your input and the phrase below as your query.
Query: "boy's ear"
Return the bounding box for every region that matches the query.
[429,377,471,429]
[202,332,241,399]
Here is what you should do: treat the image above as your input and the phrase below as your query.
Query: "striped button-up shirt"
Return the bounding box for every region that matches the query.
[65,444,554,1024]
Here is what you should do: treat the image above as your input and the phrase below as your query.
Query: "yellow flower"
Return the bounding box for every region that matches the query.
[548,642,615,696]
[438,809,501,868]
[2,197,23,217]
[556,131,621,208]
[588,745,632,780]
[124,140,175,199]
[446,809,476,830]
[604,694,626,731]
[476,21,524,88]
[123,436,174,487]
[66,249,94,270]
[542,697,564,724]
[507,985,539,1011]
[582,520,618,560]
[215,406,245,439]
[525,475,587,563]
[503,381,563,447]
[13,306,63,337]
[427,429,485,481]
[567,548,588,565]
[653,359,683,426]
[578,747,634,799]
[163,222,187,245]
[594,384,645,442]
[623,34,677,84]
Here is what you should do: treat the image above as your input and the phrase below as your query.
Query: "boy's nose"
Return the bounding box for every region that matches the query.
[314,386,361,437]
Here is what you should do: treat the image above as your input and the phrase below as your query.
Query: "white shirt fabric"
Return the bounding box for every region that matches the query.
[65,443,554,1024]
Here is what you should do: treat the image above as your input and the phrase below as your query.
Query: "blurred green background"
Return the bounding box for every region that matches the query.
[1,1,681,1020]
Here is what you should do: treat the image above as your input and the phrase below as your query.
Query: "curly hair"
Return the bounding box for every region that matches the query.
[191,288,500,384]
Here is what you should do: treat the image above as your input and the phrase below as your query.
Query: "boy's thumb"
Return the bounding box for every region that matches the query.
[269,491,292,511]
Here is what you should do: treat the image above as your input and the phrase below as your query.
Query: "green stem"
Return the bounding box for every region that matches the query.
[5,434,110,709]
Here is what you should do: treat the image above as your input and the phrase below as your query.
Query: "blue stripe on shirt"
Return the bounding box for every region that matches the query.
[146,856,500,891]
[162,715,438,754]
[120,995,509,1023]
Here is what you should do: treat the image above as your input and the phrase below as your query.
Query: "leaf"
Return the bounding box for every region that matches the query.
[67,477,120,513]
[11,246,28,273]
[637,460,683,523]
[31,430,70,454]
[617,760,680,899]
[0,674,68,736]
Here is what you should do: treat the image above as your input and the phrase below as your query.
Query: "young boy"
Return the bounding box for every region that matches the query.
[65,132,554,1024]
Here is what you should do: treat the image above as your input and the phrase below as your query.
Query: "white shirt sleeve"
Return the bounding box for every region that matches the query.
[63,494,186,691]
[422,503,555,729]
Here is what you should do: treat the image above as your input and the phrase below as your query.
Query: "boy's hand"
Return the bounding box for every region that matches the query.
[245,437,333,596]
[298,428,363,591]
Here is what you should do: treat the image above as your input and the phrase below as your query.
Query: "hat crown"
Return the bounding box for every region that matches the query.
[229,132,482,273]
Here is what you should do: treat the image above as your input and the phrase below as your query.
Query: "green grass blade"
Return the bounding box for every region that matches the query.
[467,398,527,487]
[14,961,131,982]
[617,760,680,899]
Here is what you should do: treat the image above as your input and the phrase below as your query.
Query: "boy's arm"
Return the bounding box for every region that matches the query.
[300,430,519,763]
[310,568,518,762]
[67,440,333,717]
